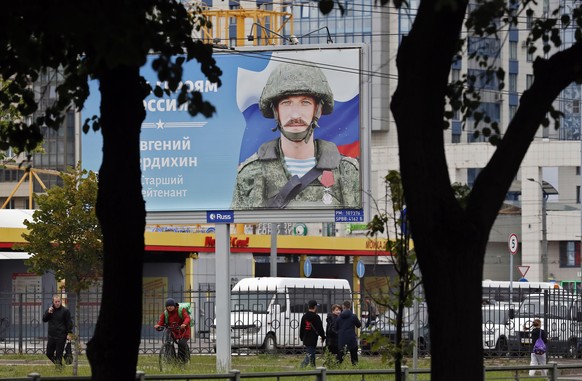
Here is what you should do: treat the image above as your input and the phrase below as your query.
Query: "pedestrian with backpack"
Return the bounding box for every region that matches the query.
[527,318,548,376]
[154,298,191,364]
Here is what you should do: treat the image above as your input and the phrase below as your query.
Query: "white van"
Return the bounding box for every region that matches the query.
[211,277,351,353]
[482,304,516,355]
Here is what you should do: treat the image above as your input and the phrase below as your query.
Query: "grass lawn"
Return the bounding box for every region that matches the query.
[0,354,550,380]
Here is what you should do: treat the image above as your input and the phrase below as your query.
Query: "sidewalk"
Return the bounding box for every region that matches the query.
[0,358,88,366]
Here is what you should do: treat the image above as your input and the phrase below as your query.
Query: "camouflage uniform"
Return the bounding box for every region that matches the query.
[231,138,360,209]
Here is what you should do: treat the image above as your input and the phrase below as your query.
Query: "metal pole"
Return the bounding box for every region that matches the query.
[528,178,549,282]
[270,223,277,277]
[509,254,514,302]
[542,192,548,282]
[412,263,420,381]
[215,223,231,372]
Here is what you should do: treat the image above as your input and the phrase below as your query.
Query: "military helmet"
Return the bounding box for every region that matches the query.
[259,63,334,119]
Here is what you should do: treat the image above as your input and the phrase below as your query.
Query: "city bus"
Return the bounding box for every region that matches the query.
[482,280,562,305]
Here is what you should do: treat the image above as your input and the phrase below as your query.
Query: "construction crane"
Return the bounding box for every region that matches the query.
[196,7,294,47]
[0,164,61,209]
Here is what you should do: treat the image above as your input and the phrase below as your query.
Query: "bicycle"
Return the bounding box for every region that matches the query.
[156,323,188,371]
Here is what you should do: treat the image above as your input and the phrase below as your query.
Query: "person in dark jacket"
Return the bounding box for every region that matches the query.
[325,304,342,356]
[299,300,326,367]
[528,318,548,376]
[364,296,378,328]
[336,300,362,365]
[42,295,73,367]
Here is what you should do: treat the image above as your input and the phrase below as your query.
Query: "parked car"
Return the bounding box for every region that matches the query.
[360,303,430,356]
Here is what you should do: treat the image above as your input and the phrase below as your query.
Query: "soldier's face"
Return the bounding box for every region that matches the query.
[277,95,316,133]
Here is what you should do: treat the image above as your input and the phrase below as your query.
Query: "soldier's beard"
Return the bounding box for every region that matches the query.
[279,119,317,143]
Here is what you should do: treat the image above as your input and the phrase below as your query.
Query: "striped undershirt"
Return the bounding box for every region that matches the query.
[285,157,316,178]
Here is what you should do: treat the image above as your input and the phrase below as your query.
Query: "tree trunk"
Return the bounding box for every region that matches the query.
[86,66,146,381]
[74,289,81,376]
[391,0,486,379]
[391,0,582,378]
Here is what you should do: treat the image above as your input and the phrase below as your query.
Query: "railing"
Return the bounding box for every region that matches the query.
[1,287,581,358]
[18,362,582,381]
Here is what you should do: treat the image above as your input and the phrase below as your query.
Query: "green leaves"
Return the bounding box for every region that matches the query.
[318,0,334,14]
[18,162,103,293]
[364,170,421,364]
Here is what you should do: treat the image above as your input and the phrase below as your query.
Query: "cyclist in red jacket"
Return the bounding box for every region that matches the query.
[154,298,190,363]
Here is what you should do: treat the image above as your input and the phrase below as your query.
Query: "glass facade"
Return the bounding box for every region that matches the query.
[288,0,373,44]
[0,69,77,208]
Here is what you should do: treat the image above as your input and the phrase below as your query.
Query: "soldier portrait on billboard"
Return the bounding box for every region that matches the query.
[231,62,360,210]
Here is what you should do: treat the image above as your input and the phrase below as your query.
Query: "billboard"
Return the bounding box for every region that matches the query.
[82,45,370,223]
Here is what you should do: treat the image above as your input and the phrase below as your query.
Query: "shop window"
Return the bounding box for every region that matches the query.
[559,241,580,268]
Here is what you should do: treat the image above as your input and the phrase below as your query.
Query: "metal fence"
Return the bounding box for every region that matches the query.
[1,286,581,358]
[15,362,582,381]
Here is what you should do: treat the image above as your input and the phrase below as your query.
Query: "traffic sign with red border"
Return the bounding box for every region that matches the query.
[508,233,519,255]
[517,265,530,278]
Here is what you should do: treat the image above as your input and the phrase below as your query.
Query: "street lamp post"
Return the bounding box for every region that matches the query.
[527,178,551,282]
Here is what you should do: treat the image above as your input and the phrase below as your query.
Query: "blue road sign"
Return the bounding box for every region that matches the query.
[335,209,364,222]
[356,260,365,278]
[304,259,312,278]
[206,210,234,223]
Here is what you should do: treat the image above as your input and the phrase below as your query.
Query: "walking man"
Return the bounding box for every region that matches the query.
[299,299,326,367]
[336,300,361,365]
[42,295,73,367]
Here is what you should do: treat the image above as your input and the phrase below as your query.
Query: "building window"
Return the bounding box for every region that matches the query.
[526,13,533,29]
[577,185,581,204]
[509,41,517,60]
[560,241,580,268]
[509,105,517,121]
[509,73,517,92]
[574,100,580,114]
[526,74,534,90]
[301,3,310,18]
[467,168,481,187]
[543,0,549,14]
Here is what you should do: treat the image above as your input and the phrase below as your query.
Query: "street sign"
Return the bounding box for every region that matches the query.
[508,234,519,255]
[517,265,530,278]
[335,209,364,222]
[206,210,234,223]
[304,259,312,278]
[356,260,365,278]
